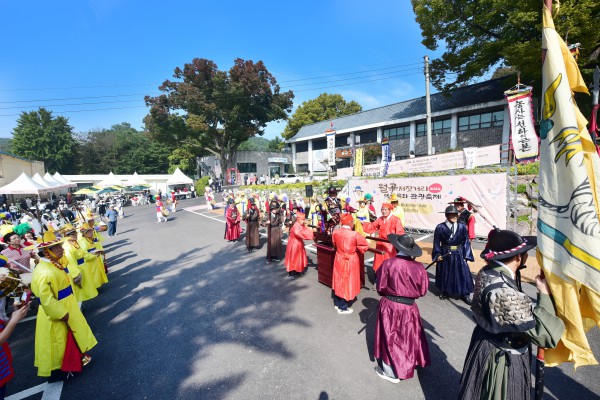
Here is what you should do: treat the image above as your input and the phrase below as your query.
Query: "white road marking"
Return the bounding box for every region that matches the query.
[18,315,36,324]
[415,234,432,242]
[41,382,64,400]
[6,381,63,400]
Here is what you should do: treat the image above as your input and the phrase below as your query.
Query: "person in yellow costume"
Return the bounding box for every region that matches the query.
[85,215,105,252]
[30,236,97,377]
[78,224,108,289]
[61,224,98,302]
[389,194,405,225]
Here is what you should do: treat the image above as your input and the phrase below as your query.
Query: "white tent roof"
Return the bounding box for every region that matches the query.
[53,172,77,188]
[32,173,54,189]
[96,172,123,187]
[166,168,193,185]
[125,172,148,186]
[0,172,53,195]
[44,172,66,189]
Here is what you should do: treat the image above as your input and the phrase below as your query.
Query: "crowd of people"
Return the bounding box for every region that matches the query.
[217,185,565,398]
[0,202,113,395]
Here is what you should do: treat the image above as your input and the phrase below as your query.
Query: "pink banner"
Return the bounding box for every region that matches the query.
[347,173,507,237]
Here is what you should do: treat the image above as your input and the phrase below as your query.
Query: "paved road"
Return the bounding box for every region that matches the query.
[6,198,600,399]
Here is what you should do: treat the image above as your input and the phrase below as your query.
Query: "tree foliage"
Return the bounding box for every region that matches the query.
[238,137,271,151]
[11,108,78,173]
[411,0,600,91]
[268,136,285,151]
[282,93,362,139]
[75,123,171,174]
[144,58,294,170]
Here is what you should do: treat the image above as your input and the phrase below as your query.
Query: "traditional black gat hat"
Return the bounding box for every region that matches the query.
[440,205,459,214]
[387,234,423,257]
[480,228,537,261]
[448,196,466,205]
[327,186,338,195]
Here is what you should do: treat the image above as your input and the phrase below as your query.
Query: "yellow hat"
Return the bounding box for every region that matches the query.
[36,231,66,249]
[0,225,14,237]
[43,230,57,242]
[389,193,399,203]
[60,223,77,235]
[79,222,94,232]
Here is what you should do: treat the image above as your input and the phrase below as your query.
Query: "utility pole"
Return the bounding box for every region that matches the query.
[424,56,433,155]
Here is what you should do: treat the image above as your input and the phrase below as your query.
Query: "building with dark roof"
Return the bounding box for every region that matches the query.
[286,76,517,173]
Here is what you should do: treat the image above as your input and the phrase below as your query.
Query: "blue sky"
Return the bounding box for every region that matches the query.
[0,0,444,140]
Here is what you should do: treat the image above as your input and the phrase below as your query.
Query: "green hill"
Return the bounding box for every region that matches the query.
[0,138,12,153]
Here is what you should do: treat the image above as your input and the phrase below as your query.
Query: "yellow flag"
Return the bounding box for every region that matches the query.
[538,5,600,368]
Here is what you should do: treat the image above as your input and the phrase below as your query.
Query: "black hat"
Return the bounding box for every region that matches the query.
[227,198,234,205]
[441,205,459,214]
[328,186,338,195]
[480,228,537,261]
[387,234,423,257]
[449,196,466,205]
[269,200,280,209]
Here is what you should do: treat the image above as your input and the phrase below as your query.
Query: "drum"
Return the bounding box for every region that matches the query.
[161,208,170,217]
[0,268,22,300]
[95,224,108,232]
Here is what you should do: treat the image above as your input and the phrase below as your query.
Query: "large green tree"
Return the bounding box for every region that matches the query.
[411,0,600,91]
[76,123,171,174]
[144,58,294,171]
[282,93,362,139]
[11,108,78,173]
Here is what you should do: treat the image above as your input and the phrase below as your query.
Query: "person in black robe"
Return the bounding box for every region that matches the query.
[244,197,260,252]
[432,205,474,304]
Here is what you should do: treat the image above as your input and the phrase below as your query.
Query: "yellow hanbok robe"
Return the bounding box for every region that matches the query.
[392,205,405,225]
[31,259,97,377]
[78,237,108,289]
[63,240,98,301]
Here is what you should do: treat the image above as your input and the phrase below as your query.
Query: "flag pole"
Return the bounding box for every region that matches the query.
[535,2,553,399]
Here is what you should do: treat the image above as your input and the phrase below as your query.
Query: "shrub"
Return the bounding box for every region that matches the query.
[195,176,210,194]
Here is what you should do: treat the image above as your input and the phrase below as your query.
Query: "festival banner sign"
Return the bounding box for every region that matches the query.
[326,130,336,167]
[353,148,363,176]
[380,138,390,176]
[347,173,506,237]
[507,91,539,163]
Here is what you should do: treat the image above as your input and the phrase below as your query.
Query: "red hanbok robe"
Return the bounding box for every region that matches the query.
[284,222,314,273]
[362,215,405,271]
[374,256,430,379]
[225,206,241,241]
[332,227,369,301]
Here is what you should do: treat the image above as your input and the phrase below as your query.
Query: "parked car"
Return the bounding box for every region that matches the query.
[278,174,305,184]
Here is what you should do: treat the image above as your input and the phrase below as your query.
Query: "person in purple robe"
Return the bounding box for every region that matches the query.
[373,234,430,383]
[432,204,474,304]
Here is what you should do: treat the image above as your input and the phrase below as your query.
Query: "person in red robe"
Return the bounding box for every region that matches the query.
[373,233,430,383]
[284,212,314,280]
[331,213,369,314]
[451,197,476,241]
[224,199,241,242]
[361,203,405,272]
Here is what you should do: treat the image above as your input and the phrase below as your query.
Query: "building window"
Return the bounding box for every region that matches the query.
[295,142,308,152]
[459,110,504,131]
[296,164,309,173]
[416,123,427,137]
[433,119,451,135]
[237,163,257,173]
[385,125,410,140]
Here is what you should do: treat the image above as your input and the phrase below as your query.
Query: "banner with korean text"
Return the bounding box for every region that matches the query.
[347,173,507,237]
[380,138,390,176]
[326,130,336,167]
[353,148,363,176]
[507,91,539,163]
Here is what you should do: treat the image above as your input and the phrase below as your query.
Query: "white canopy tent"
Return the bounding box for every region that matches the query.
[53,172,77,188]
[0,172,53,195]
[125,172,148,186]
[32,173,55,190]
[96,172,123,188]
[44,172,66,189]
[166,168,193,186]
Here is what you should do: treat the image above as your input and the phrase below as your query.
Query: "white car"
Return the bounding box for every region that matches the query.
[277,174,305,184]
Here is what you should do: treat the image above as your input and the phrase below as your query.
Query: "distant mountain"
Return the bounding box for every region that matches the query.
[0,138,12,153]
[238,137,271,151]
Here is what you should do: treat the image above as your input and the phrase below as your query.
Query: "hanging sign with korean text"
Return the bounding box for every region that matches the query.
[507,91,539,163]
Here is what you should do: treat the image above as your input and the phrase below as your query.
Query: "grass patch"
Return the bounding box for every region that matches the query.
[517,214,531,223]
